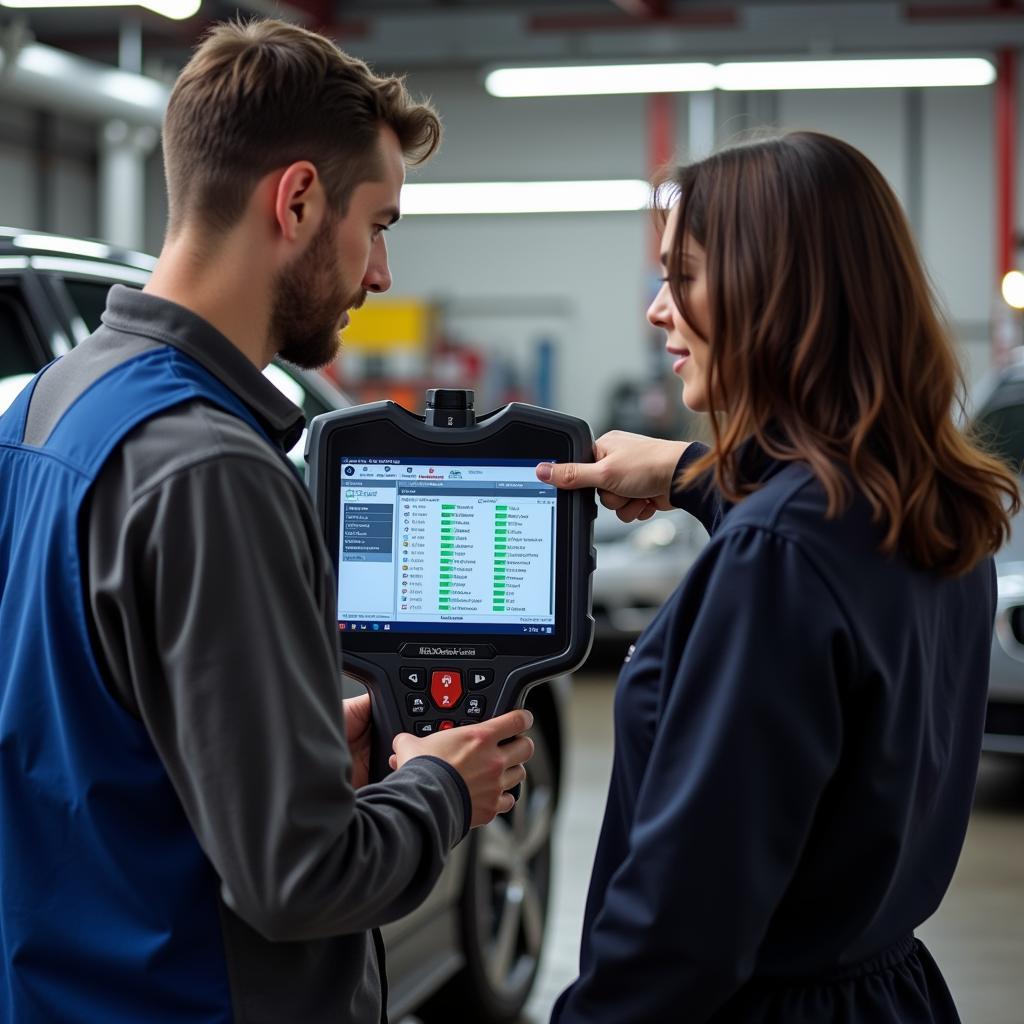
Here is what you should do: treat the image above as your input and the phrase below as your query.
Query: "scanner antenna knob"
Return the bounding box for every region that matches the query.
[425,388,475,428]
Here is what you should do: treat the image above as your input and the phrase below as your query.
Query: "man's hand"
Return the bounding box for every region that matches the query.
[536,430,689,522]
[389,710,535,828]
[343,692,373,789]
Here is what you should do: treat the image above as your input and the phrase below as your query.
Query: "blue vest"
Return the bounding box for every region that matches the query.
[0,346,274,1022]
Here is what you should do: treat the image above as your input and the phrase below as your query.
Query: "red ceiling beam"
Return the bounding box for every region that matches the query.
[611,0,669,16]
[318,20,371,41]
[283,0,369,37]
[906,2,1024,19]
[530,8,737,32]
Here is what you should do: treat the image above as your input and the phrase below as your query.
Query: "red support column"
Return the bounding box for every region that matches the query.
[648,92,675,264]
[996,48,1018,280]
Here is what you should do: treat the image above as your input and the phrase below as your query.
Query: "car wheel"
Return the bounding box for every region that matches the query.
[417,722,556,1024]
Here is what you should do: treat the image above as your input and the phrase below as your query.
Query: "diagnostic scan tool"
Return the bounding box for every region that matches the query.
[306,389,596,780]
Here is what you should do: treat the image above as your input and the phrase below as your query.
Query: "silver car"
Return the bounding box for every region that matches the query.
[591,503,708,647]
[972,361,1024,755]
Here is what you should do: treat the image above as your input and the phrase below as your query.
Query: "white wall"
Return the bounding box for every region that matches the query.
[386,73,1003,425]
[0,106,98,238]
[0,144,37,230]
[0,70,1009,426]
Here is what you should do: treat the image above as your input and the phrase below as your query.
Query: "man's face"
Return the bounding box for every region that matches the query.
[274,126,405,369]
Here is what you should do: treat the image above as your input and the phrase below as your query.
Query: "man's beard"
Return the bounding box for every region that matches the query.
[272,218,363,370]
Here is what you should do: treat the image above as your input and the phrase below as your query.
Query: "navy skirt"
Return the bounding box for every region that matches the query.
[710,937,961,1023]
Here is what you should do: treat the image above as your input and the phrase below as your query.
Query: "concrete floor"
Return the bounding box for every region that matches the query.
[522,669,1024,1024]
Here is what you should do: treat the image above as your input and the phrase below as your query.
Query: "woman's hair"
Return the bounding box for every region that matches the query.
[658,130,1019,576]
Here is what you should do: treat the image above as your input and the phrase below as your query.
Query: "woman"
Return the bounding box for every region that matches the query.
[539,132,1019,1023]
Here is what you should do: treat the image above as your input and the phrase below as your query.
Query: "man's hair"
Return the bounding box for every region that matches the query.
[162,19,441,235]
[657,131,1019,576]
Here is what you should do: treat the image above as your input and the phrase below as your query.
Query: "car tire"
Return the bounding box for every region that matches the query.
[416,722,556,1024]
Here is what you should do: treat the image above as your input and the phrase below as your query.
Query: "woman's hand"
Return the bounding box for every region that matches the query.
[537,430,689,522]
[343,692,373,789]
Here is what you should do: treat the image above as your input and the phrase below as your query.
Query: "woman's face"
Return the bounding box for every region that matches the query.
[646,206,710,414]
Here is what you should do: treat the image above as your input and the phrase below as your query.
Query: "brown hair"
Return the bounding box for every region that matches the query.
[659,131,1019,576]
[162,19,441,235]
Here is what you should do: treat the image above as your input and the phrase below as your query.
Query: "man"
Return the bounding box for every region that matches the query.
[0,19,533,1024]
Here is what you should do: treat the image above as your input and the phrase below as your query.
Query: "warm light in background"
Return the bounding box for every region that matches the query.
[486,57,997,97]
[1002,270,1024,310]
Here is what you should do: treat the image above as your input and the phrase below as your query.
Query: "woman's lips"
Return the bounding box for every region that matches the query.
[669,349,690,374]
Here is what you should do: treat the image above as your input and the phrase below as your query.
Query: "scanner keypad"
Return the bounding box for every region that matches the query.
[400,667,426,690]
[399,665,495,732]
[430,670,463,711]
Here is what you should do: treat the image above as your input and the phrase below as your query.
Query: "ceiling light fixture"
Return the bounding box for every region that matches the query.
[485,62,715,97]
[0,0,199,21]
[486,57,996,98]
[401,180,652,216]
[716,58,996,91]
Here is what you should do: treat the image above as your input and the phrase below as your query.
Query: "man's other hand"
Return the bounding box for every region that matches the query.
[390,710,535,828]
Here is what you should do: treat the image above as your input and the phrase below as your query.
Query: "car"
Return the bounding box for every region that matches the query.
[0,226,568,1023]
[590,501,708,652]
[970,358,1024,756]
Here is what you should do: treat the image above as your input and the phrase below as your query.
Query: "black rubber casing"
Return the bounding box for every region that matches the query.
[306,400,596,781]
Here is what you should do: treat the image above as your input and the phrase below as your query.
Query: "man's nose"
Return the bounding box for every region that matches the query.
[363,244,392,294]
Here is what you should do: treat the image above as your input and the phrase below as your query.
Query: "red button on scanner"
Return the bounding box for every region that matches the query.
[430,670,463,711]
[439,720,456,731]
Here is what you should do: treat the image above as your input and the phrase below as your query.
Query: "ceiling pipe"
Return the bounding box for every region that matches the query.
[0,39,169,127]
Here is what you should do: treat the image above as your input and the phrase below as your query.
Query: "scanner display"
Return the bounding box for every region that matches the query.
[337,458,557,635]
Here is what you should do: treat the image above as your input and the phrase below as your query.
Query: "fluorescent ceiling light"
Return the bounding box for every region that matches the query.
[0,0,199,20]
[486,57,996,98]
[401,180,651,216]
[486,63,715,97]
[716,58,996,91]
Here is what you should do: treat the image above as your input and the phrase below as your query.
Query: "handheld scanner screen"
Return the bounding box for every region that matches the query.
[336,458,558,638]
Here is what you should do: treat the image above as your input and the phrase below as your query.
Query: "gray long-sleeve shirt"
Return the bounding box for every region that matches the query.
[23,284,469,1023]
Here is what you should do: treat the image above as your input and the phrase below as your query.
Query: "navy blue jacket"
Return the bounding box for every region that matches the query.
[552,442,992,1024]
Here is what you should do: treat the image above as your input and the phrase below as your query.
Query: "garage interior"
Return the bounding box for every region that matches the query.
[2,2,1023,1023]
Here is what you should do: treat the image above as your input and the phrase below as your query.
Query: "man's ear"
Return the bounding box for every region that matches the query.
[273,161,327,244]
